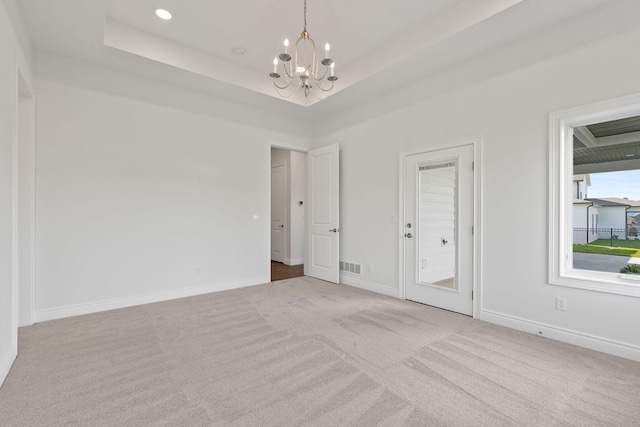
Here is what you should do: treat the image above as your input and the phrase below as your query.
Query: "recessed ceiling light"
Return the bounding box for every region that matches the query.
[155,9,172,20]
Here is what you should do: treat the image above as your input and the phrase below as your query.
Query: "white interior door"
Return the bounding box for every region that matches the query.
[404,144,474,315]
[271,164,286,263]
[306,143,339,283]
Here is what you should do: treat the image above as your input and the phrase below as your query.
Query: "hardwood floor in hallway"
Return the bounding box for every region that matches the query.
[271,261,304,281]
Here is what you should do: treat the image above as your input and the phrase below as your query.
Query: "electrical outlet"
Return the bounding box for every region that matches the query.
[556,296,567,311]
[196,267,202,276]
[368,264,374,273]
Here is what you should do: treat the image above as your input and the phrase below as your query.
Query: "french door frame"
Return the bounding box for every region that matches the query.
[398,136,483,317]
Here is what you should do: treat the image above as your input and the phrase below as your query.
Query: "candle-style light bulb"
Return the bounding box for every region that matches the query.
[330,62,335,76]
[324,43,330,58]
[273,57,278,73]
[284,38,289,54]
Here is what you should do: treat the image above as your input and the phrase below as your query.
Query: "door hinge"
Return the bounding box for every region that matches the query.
[472,291,474,301]
[472,161,474,171]
[471,225,474,235]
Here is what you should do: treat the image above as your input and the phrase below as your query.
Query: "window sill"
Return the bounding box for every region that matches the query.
[551,269,640,297]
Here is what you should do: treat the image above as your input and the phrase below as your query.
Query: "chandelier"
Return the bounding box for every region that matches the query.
[269,0,337,99]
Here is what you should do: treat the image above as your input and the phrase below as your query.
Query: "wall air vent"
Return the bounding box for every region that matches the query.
[339,261,362,275]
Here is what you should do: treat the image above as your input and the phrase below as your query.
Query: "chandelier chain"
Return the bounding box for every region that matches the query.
[303,0,307,32]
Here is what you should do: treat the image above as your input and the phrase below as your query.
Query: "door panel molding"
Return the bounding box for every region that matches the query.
[306,143,340,283]
[399,136,482,317]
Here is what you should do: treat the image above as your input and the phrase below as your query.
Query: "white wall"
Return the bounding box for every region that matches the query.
[34,54,311,321]
[315,25,640,359]
[573,204,589,229]
[18,88,35,327]
[572,204,599,244]
[0,0,34,387]
[598,206,626,232]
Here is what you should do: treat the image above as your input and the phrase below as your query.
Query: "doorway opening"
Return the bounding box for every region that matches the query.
[271,262,304,281]
[271,147,306,281]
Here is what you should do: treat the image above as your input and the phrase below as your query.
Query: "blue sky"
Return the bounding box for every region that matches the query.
[588,170,640,200]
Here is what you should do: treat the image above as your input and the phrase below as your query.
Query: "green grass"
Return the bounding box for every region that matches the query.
[573,239,640,257]
[590,239,640,248]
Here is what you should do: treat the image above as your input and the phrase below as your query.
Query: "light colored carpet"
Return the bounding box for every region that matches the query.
[1,277,639,426]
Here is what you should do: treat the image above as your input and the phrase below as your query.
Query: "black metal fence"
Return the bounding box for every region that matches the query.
[573,227,637,245]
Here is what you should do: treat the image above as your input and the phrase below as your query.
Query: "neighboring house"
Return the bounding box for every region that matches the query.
[572,175,640,243]
[573,174,590,200]
[573,174,599,243]
[585,198,635,239]
[573,198,598,244]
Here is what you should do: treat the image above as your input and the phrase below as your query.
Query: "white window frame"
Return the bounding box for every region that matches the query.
[550,93,640,297]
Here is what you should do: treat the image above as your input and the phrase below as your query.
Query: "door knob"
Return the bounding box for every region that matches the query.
[405,233,413,238]
[279,225,284,228]
[329,228,340,233]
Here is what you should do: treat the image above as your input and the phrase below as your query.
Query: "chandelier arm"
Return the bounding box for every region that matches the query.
[273,78,293,90]
[274,63,294,86]
[307,38,318,77]
[315,79,335,92]
[281,61,294,79]
[293,36,306,74]
[312,66,329,82]
[293,40,298,75]
[274,84,296,99]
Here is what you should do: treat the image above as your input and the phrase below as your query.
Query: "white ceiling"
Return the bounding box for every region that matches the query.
[16,0,628,121]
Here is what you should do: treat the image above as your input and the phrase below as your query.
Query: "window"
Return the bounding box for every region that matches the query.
[550,94,640,297]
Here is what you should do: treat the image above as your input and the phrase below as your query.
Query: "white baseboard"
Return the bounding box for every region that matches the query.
[481,309,640,362]
[340,275,399,298]
[0,345,17,389]
[34,276,269,323]
[284,257,304,266]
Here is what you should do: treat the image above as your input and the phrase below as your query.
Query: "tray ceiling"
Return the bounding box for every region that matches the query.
[17,0,628,116]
